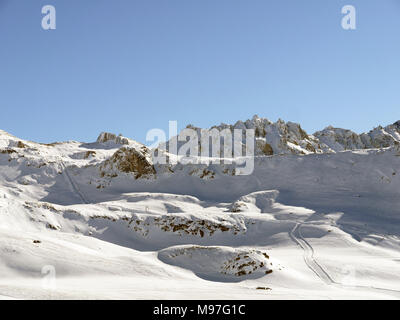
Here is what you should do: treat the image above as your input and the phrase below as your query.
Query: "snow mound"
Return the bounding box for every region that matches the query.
[158,245,275,281]
[229,190,279,213]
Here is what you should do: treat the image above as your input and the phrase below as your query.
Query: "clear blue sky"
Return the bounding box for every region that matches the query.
[1,0,399,143]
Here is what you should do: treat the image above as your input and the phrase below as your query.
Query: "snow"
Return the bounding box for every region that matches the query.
[1,117,400,299]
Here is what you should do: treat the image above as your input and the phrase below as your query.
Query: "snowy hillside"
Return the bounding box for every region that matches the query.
[0,117,400,300]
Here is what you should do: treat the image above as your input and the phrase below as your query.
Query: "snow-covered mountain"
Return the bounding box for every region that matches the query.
[1,118,400,300]
[314,121,400,152]
[161,116,400,157]
[217,115,400,154]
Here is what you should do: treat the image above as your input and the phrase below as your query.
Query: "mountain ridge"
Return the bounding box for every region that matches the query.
[2,116,400,154]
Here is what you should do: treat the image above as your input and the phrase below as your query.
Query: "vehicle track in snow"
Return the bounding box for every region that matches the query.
[60,162,89,204]
[290,222,400,297]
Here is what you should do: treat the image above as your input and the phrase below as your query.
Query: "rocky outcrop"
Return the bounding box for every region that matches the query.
[315,121,400,152]
[203,116,400,155]
[99,146,156,180]
[96,132,131,145]
[314,127,365,152]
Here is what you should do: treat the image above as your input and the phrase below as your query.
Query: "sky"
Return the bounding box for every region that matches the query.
[0,0,400,144]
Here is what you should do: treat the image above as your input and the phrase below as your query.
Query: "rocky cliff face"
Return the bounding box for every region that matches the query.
[99,146,156,180]
[164,116,400,157]
[212,115,324,155]
[167,115,326,157]
[314,121,400,152]
[97,132,138,146]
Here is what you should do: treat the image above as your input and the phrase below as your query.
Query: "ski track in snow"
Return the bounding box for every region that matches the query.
[290,222,400,297]
[290,223,334,285]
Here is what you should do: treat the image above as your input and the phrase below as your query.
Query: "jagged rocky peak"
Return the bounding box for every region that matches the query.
[180,115,325,156]
[363,125,400,149]
[201,115,400,155]
[229,115,324,155]
[96,132,131,145]
[314,126,364,152]
[385,121,400,135]
[314,121,400,151]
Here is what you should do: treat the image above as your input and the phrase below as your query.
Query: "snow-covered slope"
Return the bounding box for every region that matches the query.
[1,119,400,300]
